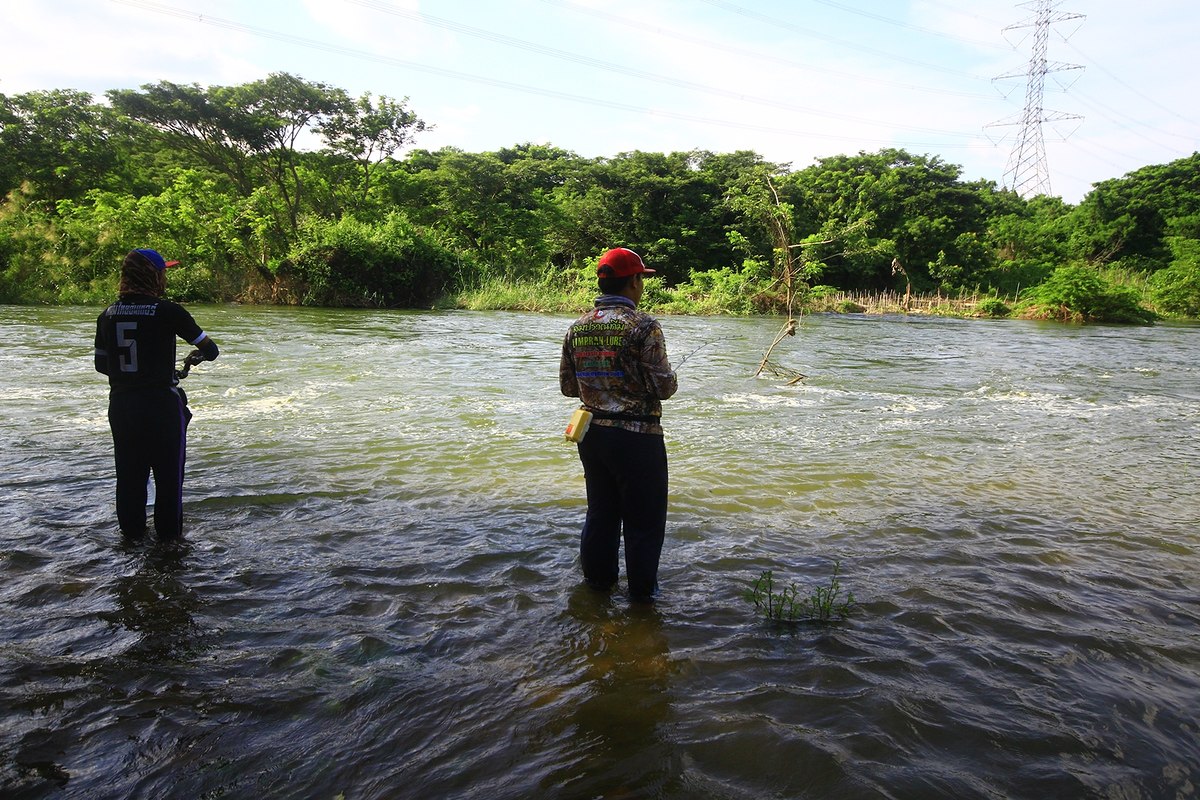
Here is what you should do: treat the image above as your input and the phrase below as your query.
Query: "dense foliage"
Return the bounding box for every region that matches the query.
[3,74,1198,322]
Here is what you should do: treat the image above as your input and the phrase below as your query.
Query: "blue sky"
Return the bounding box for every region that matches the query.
[3,0,1196,203]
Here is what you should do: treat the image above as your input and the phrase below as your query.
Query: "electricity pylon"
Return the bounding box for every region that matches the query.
[986,0,1084,198]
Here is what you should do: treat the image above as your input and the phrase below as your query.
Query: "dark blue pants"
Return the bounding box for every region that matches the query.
[108,388,191,540]
[577,425,668,600]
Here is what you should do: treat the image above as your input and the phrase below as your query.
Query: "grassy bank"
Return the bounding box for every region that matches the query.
[453,274,1016,319]
[451,266,1194,324]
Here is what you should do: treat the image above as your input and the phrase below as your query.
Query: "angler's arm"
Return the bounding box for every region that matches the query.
[559,335,580,397]
[94,347,110,376]
[93,321,110,375]
[640,324,677,400]
[169,302,219,362]
[192,332,219,361]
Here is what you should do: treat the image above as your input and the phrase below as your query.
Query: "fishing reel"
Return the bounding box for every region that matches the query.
[174,349,206,381]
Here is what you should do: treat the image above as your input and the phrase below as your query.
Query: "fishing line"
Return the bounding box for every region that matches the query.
[674,337,730,370]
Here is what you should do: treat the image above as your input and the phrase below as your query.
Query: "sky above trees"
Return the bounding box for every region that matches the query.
[3,0,1197,204]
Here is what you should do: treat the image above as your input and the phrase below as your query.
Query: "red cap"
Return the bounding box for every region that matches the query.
[596,247,654,278]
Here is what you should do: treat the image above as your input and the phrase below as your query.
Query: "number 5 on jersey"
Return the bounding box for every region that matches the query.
[116,321,138,372]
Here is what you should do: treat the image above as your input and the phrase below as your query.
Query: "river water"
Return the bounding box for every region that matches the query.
[1,305,1198,799]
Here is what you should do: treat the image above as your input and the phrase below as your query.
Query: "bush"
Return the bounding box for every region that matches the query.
[976,297,1011,317]
[1150,261,1200,317]
[982,257,1054,296]
[1017,264,1155,324]
[1148,235,1200,317]
[0,172,254,304]
[806,284,840,300]
[0,185,60,303]
[651,259,778,314]
[283,213,463,307]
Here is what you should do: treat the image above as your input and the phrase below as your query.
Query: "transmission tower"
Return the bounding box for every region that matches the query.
[986,0,1084,198]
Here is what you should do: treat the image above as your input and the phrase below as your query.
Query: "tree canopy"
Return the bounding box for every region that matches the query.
[2,74,1197,321]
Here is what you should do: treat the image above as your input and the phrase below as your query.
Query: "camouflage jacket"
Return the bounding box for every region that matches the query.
[559,295,677,435]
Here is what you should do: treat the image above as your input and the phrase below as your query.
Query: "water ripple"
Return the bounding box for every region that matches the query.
[1,308,1198,798]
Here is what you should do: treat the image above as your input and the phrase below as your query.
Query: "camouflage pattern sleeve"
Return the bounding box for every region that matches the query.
[559,332,580,397]
[639,321,678,400]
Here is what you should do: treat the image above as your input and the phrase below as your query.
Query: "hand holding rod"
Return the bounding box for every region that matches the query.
[175,349,206,381]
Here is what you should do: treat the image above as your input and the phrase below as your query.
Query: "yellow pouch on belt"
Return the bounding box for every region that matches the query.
[564,409,593,443]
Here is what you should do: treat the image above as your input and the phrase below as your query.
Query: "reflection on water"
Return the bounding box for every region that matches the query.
[1,306,1198,798]
[100,541,208,665]
[541,587,679,797]
[4,539,214,796]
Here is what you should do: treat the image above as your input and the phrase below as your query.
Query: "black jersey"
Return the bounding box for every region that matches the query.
[94,294,210,390]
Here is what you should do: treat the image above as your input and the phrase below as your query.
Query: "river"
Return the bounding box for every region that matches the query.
[2,305,1198,799]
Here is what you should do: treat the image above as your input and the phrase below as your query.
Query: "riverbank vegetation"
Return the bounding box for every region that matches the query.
[3,74,1198,323]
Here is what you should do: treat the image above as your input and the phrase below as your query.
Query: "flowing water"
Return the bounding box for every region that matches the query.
[2,305,1198,799]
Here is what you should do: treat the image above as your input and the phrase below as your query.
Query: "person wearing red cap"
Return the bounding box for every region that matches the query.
[560,247,678,602]
[94,249,220,541]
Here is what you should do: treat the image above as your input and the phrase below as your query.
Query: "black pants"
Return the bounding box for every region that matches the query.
[108,388,191,540]
[577,424,668,600]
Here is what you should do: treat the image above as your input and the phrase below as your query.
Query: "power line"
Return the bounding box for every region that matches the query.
[694,0,996,81]
[107,0,991,152]
[343,0,981,138]
[540,0,997,100]
[805,0,1010,51]
[915,0,1006,29]
[1069,91,1195,153]
[1063,41,1200,128]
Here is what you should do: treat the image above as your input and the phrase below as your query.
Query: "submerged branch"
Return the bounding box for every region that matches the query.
[754,317,805,383]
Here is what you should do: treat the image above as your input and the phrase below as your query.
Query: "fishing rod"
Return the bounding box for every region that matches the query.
[674,337,729,370]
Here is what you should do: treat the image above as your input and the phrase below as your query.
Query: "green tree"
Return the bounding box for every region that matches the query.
[220,73,350,231]
[1068,153,1200,269]
[108,80,260,196]
[554,150,742,283]
[318,92,428,214]
[391,143,595,281]
[793,149,993,291]
[109,73,351,235]
[983,193,1072,294]
[395,147,547,278]
[0,89,128,202]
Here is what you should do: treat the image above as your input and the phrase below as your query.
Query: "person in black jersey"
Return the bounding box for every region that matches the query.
[94,249,220,541]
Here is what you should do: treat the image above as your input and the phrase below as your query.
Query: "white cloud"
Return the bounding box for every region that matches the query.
[1,0,1194,202]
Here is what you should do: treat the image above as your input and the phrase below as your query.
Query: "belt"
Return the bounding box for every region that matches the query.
[587,409,660,423]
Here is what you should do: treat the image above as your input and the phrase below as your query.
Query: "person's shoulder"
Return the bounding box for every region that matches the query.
[629,307,662,326]
[625,310,665,342]
[157,298,198,320]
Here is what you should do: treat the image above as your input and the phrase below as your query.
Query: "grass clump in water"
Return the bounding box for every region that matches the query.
[746,562,856,624]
